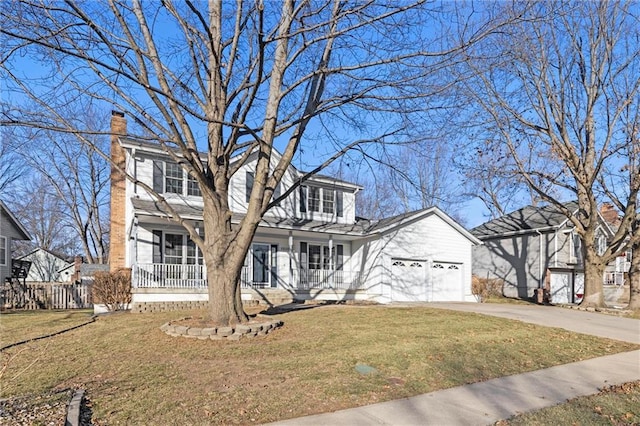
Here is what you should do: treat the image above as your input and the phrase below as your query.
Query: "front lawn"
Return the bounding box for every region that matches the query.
[499,380,640,425]
[0,305,637,424]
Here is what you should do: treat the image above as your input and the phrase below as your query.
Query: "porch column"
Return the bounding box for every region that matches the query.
[329,235,333,287]
[288,231,294,289]
[129,218,138,287]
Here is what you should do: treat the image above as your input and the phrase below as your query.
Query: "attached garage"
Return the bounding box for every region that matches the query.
[356,207,480,303]
[550,270,584,304]
[390,259,465,302]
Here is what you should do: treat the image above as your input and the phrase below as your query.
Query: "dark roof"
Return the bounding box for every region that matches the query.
[0,200,31,240]
[131,199,480,243]
[131,198,369,235]
[364,210,427,233]
[119,137,362,190]
[80,264,109,277]
[471,201,579,239]
[18,247,74,263]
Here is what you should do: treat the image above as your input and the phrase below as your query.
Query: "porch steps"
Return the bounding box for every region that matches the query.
[243,289,296,307]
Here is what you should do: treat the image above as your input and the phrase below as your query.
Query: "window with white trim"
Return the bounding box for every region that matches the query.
[300,186,343,216]
[164,233,184,264]
[300,242,343,271]
[155,232,204,265]
[323,190,335,214]
[596,232,607,256]
[0,236,6,266]
[187,174,201,196]
[165,163,183,194]
[152,160,202,197]
[309,187,320,212]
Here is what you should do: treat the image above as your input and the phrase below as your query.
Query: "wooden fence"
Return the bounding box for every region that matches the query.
[1,281,93,310]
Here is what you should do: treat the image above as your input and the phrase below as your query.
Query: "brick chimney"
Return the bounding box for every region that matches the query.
[599,203,620,227]
[109,111,127,271]
[73,255,83,282]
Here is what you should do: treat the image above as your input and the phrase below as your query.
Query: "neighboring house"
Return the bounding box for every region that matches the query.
[109,112,480,311]
[471,202,615,304]
[0,200,31,284]
[599,203,632,285]
[17,248,80,282]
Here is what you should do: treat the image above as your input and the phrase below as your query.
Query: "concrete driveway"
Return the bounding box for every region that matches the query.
[421,302,640,344]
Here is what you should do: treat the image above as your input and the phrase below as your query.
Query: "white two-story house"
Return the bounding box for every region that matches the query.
[108,112,480,312]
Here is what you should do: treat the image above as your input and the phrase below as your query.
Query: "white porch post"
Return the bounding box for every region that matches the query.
[329,235,333,287]
[288,231,294,289]
[129,218,138,287]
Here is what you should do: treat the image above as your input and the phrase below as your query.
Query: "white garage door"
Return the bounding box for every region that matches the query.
[430,262,463,302]
[391,259,427,302]
[550,272,571,304]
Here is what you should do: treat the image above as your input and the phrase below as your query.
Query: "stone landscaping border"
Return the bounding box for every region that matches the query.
[160,316,283,340]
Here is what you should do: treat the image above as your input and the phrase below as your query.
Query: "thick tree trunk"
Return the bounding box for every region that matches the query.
[201,192,251,326]
[206,252,249,326]
[581,247,605,308]
[627,243,640,310]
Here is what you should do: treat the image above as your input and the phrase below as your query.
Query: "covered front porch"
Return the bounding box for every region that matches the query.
[129,215,364,292]
[132,262,360,291]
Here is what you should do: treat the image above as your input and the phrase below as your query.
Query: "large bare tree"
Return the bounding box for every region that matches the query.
[599,115,640,308]
[460,1,640,308]
[8,176,80,257]
[1,0,514,324]
[0,130,25,195]
[18,113,111,264]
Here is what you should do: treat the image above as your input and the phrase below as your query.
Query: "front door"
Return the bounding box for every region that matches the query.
[252,244,270,288]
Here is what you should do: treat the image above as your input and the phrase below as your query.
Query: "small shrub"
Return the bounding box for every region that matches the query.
[92,269,132,311]
[472,275,504,302]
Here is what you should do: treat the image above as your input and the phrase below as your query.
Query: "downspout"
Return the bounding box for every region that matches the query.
[288,231,293,289]
[128,217,138,287]
[535,229,544,290]
[554,229,558,267]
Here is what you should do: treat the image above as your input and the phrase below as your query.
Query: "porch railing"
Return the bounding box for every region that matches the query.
[603,271,625,286]
[297,268,359,290]
[134,263,360,290]
[135,263,207,288]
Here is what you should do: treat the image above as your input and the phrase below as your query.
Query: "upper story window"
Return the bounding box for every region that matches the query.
[299,185,343,217]
[153,160,201,197]
[187,174,201,197]
[0,236,6,266]
[309,187,320,212]
[596,232,607,256]
[569,231,582,263]
[322,189,335,214]
[165,162,183,194]
[246,171,281,204]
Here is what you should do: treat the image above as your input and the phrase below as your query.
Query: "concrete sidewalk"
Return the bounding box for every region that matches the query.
[271,350,640,426]
[269,304,640,426]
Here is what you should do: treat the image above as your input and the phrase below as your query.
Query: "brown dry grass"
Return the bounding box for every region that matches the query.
[0,306,637,424]
[500,380,640,425]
